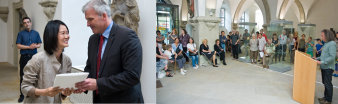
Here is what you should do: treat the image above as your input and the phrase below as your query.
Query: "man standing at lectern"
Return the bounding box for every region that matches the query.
[75,0,143,103]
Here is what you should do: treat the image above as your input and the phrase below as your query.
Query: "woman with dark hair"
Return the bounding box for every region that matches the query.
[187,37,199,69]
[214,39,226,65]
[179,29,190,62]
[21,20,73,103]
[298,34,306,52]
[272,33,279,63]
[172,38,187,75]
[316,29,336,104]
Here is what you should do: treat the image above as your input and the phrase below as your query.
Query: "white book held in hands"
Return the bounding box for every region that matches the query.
[53,72,89,89]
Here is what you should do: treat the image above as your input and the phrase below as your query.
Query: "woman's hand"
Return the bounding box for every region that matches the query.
[38,87,62,97]
[316,61,321,64]
[61,88,74,96]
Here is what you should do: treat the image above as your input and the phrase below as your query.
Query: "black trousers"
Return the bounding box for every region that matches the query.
[19,54,33,97]
[232,44,238,59]
[278,44,287,61]
[218,51,226,63]
[298,48,305,52]
[321,69,333,102]
[183,47,189,62]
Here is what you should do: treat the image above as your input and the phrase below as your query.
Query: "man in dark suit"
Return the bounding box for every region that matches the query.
[75,0,143,103]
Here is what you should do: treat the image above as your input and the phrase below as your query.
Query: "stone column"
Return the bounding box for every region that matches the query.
[0,7,9,22]
[189,16,220,66]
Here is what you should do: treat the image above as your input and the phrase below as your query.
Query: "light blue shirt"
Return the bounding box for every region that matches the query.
[279,34,287,45]
[172,43,183,53]
[100,21,114,59]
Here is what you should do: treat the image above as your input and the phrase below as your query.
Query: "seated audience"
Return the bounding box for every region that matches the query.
[214,39,227,65]
[156,44,173,78]
[172,38,187,75]
[187,37,199,69]
[200,39,218,67]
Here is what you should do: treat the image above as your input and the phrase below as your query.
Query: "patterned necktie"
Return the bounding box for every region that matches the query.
[96,35,104,94]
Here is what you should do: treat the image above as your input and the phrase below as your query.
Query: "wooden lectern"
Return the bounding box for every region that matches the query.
[293,50,318,104]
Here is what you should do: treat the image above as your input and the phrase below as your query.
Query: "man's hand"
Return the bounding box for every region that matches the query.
[29,44,36,49]
[75,78,97,91]
[73,89,86,94]
[61,88,74,96]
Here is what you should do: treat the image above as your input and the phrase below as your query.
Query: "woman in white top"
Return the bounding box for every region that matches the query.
[187,37,199,69]
[249,34,258,64]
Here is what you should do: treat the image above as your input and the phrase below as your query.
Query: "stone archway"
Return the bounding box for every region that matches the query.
[277,0,305,23]
[232,0,246,24]
[232,0,269,30]
[255,0,271,26]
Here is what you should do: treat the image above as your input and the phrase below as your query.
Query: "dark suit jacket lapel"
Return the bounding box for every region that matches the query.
[99,23,117,77]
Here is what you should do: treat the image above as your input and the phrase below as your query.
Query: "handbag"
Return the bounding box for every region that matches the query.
[189,51,197,56]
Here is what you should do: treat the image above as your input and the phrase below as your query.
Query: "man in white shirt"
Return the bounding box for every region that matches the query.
[258,33,266,64]
[278,30,288,61]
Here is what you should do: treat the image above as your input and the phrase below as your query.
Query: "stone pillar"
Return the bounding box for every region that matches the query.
[0,7,9,22]
[189,16,220,66]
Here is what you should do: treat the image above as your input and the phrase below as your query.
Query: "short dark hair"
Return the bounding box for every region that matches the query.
[256,32,259,34]
[22,17,31,22]
[215,39,220,44]
[156,30,160,34]
[43,20,69,55]
[221,31,225,33]
[321,29,336,42]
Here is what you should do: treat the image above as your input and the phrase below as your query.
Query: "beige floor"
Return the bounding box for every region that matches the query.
[157,54,338,104]
[0,62,20,103]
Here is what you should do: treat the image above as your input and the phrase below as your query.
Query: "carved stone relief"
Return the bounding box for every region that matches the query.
[39,0,58,20]
[110,0,140,34]
[0,7,9,22]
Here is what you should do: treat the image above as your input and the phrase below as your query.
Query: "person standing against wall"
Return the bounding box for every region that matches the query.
[230,31,240,59]
[16,17,42,103]
[179,29,190,62]
[278,30,288,61]
[219,31,227,52]
[242,29,250,57]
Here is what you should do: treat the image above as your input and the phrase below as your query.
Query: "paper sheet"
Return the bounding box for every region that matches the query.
[53,72,89,89]
[259,52,264,57]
